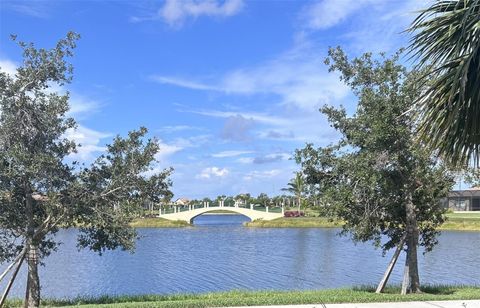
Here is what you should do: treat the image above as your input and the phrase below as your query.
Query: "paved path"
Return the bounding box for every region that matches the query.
[226,300,480,308]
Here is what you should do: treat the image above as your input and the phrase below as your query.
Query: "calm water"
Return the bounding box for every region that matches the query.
[2,214,480,298]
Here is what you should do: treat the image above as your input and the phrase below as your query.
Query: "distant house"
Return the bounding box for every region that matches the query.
[173,198,190,206]
[445,187,480,211]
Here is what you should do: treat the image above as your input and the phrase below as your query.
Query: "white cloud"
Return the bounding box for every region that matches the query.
[155,42,350,112]
[184,109,289,126]
[2,2,49,18]
[222,53,349,111]
[184,106,341,145]
[0,59,17,76]
[150,75,221,91]
[68,93,102,118]
[301,0,379,30]
[150,134,211,165]
[1,59,101,117]
[132,0,244,27]
[171,134,212,148]
[212,150,253,158]
[196,166,229,179]
[157,125,204,133]
[65,125,111,162]
[155,140,183,161]
[243,169,281,181]
[237,157,254,164]
[301,0,433,53]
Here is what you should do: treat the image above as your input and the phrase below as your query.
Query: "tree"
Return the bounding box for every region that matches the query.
[408,0,480,167]
[256,193,270,208]
[464,168,480,188]
[224,196,234,207]
[271,195,282,208]
[202,197,212,206]
[295,48,454,294]
[0,33,173,307]
[281,172,305,211]
[215,195,226,206]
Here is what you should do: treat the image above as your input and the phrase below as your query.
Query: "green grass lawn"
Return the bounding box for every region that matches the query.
[440,212,480,231]
[445,212,480,219]
[4,285,479,308]
[246,212,480,231]
[130,212,480,231]
[130,217,190,228]
[245,217,342,228]
[201,210,241,214]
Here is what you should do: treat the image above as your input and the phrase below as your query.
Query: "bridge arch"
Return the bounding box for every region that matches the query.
[187,208,254,224]
[159,206,283,224]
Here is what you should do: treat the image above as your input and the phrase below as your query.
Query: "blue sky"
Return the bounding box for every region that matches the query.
[0,0,428,199]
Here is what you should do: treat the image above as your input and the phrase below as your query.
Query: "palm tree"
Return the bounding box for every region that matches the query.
[408,0,480,167]
[282,172,305,211]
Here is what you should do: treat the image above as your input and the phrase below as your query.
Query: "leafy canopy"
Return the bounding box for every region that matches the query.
[295,48,454,253]
[0,32,173,264]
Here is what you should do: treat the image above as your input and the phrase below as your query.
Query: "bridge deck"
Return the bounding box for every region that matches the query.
[159,205,284,223]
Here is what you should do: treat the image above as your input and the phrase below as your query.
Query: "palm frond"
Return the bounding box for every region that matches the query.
[408,0,480,167]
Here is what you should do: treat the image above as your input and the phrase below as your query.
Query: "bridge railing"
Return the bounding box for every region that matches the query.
[159,202,285,215]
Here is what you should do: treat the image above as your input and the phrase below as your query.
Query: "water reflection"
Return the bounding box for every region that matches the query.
[1,215,479,298]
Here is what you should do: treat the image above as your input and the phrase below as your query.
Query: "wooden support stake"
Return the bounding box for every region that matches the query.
[0,250,26,308]
[0,247,27,284]
[376,234,406,293]
[401,250,410,295]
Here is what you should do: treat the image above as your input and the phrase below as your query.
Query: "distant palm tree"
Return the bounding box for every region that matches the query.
[408,0,480,167]
[282,172,305,211]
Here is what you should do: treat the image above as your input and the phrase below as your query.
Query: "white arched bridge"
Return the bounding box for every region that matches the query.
[159,202,284,224]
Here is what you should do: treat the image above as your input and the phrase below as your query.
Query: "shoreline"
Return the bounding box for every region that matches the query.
[130,213,480,231]
[5,285,480,308]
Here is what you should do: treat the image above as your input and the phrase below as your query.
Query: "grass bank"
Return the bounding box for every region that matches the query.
[246,212,480,231]
[129,212,480,230]
[201,210,241,214]
[4,285,479,308]
[440,212,480,231]
[130,218,190,228]
[244,217,342,228]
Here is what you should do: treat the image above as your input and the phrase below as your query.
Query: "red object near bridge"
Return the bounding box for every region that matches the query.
[284,211,305,217]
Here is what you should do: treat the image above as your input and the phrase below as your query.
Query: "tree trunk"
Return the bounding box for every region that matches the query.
[24,244,40,308]
[297,196,301,212]
[24,184,40,308]
[402,194,421,294]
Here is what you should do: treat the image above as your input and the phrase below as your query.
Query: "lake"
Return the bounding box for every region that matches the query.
[2,214,480,298]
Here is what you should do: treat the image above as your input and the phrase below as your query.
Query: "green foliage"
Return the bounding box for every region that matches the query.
[0,32,173,298]
[281,172,305,210]
[408,0,480,167]
[281,173,304,197]
[256,193,270,206]
[296,48,454,253]
[464,168,480,187]
[0,32,80,261]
